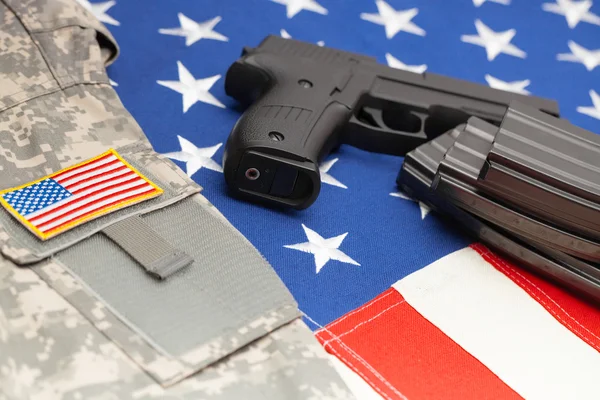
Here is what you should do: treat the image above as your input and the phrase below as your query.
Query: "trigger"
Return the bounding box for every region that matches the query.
[357,107,386,129]
[345,105,429,156]
[358,106,423,136]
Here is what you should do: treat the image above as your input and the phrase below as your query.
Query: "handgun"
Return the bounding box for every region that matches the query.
[222,35,560,209]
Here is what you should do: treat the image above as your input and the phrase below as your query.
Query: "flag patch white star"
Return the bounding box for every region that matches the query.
[284,224,360,273]
[461,19,526,61]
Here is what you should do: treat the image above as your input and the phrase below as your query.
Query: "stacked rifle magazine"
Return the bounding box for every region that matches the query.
[397,100,600,304]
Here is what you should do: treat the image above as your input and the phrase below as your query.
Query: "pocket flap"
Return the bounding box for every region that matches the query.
[32,194,300,387]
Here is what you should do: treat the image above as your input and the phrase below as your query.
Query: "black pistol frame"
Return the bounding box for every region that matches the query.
[222,35,560,209]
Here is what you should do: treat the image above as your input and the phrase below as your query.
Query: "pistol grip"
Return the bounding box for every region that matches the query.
[222,52,353,209]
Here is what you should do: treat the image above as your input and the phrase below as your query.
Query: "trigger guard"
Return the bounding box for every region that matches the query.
[360,107,427,139]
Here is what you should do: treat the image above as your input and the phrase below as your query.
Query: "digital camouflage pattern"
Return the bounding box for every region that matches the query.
[0,0,205,265]
[0,0,355,398]
[38,250,300,388]
[0,256,354,400]
[1,0,141,187]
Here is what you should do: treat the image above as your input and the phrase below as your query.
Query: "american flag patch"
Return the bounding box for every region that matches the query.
[0,149,163,240]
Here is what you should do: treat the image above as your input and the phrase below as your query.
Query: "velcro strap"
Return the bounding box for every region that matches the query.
[102,215,192,279]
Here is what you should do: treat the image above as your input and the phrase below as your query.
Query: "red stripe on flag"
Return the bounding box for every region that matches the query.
[471,243,600,353]
[52,153,114,181]
[40,182,147,232]
[42,188,158,235]
[315,288,521,400]
[29,175,140,223]
[56,160,121,186]
[69,166,130,194]
[37,182,151,230]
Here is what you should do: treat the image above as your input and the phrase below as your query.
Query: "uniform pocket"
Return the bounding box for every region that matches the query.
[31,194,300,387]
[0,146,300,387]
[0,0,301,389]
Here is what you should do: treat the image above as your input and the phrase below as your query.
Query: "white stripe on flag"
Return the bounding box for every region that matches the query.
[392,247,600,400]
[57,160,123,188]
[53,154,118,182]
[34,179,149,229]
[328,355,384,400]
[38,185,154,232]
[25,172,137,220]
[66,167,132,193]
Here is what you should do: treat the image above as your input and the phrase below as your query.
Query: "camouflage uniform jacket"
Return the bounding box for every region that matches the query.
[0,1,355,399]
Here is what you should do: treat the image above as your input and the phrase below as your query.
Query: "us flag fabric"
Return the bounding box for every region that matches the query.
[0,149,162,240]
[92,0,599,398]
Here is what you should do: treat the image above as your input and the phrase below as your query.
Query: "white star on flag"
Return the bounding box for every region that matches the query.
[109,79,118,87]
[484,74,531,95]
[319,158,347,189]
[557,41,600,71]
[284,224,360,273]
[157,61,225,113]
[390,192,431,220]
[76,0,119,26]
[158,13,229,46]
[473,0,511,6]
[385,53,427,74]
[270,0,328,18]
[461,19,526,61]
[280,29,325,46]
[542,0,600,28]
[577,90,600,120]
[360,0,426,39]
[161,135,223,177]
[158,14,228,46]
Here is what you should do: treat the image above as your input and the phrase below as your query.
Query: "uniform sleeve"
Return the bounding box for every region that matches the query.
[0,1,355,399]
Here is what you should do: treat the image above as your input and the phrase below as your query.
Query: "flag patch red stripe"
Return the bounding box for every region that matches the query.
[58,159,121,187]
[69,166,130,194]
[29,175,141,223]
[52,153,114,181]
[37,182,151,231]
[42,187,158,235]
